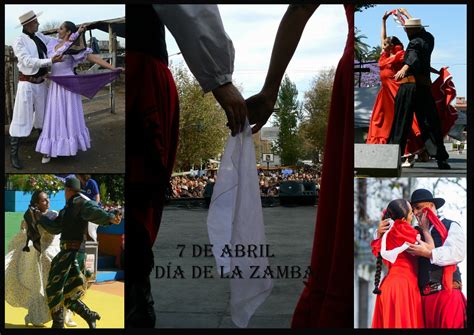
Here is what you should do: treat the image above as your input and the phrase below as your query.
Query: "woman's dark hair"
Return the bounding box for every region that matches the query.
[383,199,410,221]
[387,36,404,50]
[373,199,411,295]
[30,190,45,207]
[63,21,77,34]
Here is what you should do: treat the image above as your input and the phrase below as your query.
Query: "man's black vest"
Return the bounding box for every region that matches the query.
[418,218,462,289]
[60,194,89,242]
[127,5,168,64]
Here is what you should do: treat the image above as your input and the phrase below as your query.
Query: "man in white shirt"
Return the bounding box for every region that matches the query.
[126,5,247,328]
[377,189,466,328]
[9,10,62,169]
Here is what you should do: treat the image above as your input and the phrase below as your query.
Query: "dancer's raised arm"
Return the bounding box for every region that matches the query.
[246,4,319,133]
[381,11,392,46]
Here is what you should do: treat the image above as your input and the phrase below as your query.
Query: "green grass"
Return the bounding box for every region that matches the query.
[5,212,24,253]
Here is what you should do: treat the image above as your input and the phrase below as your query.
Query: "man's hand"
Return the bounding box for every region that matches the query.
[398,8,411,19]
[406,235,434,258]
[417,211,430,231]
[212,83,247,137]
[394,68,407,81]
[377,218,391,239]
[246,92,275,134]
[52,54,63,63]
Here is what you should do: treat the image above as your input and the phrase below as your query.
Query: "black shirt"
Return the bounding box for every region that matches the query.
[403,28,434,77]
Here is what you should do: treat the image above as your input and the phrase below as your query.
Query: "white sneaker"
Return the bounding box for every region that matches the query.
[41,155,51,164]
[401,158,414,168]
[64,309,77,327]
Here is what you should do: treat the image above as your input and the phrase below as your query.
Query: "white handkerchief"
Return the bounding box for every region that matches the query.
[207,121,273,328]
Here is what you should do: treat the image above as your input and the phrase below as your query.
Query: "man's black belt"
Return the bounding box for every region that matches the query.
[60,240,84,250]
[422,280,462,296]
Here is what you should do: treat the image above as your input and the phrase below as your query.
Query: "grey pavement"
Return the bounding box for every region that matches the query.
[401,150,467,177]
[4,85,125,174]
[152,205,317,328]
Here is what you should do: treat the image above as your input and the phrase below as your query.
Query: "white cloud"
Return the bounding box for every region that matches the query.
[165,4,348,101]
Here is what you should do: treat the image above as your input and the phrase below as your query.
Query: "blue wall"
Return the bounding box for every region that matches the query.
[97,218,125,235]
[5,190,65,212]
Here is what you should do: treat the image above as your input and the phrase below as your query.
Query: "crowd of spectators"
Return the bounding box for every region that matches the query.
[168,167,321,199]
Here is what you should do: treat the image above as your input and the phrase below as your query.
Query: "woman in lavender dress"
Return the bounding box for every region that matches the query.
[36,22,123,163]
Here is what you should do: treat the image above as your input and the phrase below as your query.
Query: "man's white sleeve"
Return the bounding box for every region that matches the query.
[154,4,234,93]
[13,37,51,70]
[431,221,465,266]
[36,31,56,46]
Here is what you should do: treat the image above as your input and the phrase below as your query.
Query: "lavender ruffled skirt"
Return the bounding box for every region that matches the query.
[36,81,90,157]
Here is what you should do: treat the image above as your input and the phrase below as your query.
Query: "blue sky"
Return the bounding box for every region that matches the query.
[356,4,467,98]
[165,5,348,102]
[5,5,125,46]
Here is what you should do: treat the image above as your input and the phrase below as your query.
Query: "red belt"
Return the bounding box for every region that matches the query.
[19,73,45,84]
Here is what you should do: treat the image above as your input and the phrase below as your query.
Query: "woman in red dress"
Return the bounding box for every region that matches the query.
[371,199,434,328]
[366,11,423,166]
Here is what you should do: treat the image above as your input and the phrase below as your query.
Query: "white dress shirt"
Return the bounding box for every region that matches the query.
[430,217,465,266]
[154,5,235,93]
[13,32,54,75]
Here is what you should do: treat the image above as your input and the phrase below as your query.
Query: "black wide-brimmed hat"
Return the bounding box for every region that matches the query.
[65,177,82,192]
[410,189,445,209]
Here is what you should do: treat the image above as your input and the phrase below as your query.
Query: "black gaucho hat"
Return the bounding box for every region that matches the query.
[65,177,82,192]
[410,188,445,209]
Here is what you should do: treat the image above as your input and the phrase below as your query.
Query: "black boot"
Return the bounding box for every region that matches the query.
[126,275,156,328]
[10,136,23,169]
[51,306,65,328]
[69,300,100,328]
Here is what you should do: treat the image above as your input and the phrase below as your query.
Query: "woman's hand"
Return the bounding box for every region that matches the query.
[376,218,391,239]
[115,67,125,72]
[246,92,276,134]
[383,10,392,21]
[77,24,87,34]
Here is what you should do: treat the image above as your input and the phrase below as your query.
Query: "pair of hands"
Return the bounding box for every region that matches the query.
[383,8,409,20]
[212,83,274,136]
[376,211,433,258]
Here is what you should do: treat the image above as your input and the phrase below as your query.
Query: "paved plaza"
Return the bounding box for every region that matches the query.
[152,204,317,328]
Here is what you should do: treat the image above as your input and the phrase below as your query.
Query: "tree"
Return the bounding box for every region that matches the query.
[5,175,63,194]
[171,64,228,171]
[40,20,62,37]
[366,45,382,62]
[272,75,301,166]
[355,4,377,12]
[355,28,371,63]
[298,68,335,163]
[92,175,125,205]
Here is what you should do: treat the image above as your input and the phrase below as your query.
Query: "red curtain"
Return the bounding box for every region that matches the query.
[292,4,354,328]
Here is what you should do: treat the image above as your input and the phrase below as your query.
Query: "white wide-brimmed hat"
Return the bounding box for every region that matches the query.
[400,18,429,28]
[16,10,42,28]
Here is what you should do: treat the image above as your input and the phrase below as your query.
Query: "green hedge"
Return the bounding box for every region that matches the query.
[5,212,24,253]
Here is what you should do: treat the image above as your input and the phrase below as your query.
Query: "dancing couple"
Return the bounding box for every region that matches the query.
[9,10,123,169]
[371,189,466,328]
[366,8,457,169]
[5,177,123,328]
